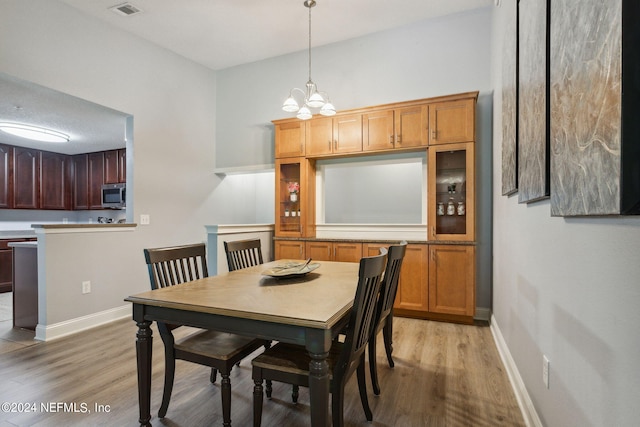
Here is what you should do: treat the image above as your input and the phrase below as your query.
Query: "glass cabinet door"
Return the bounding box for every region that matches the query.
[275,158,315,238]
[428,142,475,241]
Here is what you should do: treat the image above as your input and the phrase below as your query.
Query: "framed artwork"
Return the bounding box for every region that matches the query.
[501,1,518,196]
[550,0,628,216]
[517,0,549,203]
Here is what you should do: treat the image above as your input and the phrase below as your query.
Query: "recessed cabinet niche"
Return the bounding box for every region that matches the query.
[273,91,478,324]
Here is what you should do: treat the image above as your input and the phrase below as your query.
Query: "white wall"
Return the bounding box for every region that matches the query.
[491,2,640,426]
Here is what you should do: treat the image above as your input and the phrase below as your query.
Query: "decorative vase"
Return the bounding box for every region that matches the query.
[290,193,297,202]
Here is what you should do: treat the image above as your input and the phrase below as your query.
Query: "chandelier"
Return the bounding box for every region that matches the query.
[282,0,335,120]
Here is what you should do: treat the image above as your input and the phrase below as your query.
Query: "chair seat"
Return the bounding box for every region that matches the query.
[176,329,264,361]
[252,342,343,380]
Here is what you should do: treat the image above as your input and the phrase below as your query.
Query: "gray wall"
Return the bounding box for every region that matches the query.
[492,2,640,426]
[216,7,494,310]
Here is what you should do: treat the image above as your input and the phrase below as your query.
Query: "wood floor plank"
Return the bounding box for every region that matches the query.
[0,317,525,427]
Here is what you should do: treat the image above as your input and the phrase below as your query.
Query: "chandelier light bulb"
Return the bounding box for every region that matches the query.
[296,106,312,120]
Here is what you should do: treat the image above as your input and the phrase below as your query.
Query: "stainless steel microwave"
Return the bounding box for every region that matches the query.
[101,183,126,209]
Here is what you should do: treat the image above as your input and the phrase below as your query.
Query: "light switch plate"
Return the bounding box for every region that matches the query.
[140,214,150,225]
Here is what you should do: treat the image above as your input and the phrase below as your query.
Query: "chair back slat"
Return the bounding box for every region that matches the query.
[377,241,408,323]
[335,248,387,380]
[144,243,208,290]
[224,239,264,272]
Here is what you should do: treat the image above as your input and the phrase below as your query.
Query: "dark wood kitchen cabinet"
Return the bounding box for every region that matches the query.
[105,149,126,184]
[40,151,72,210]
[1,144,125,211]
[0,144,13,209]
[72,154,89,210]
[12,147,40,209]
[0,238,36,293]
[88,152,105,209]
[74,152,105,210]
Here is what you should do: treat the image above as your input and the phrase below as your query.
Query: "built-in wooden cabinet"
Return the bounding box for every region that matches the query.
[428,98,475,145]
[363,105,428,152]
[0,144,13,209]
[275,121,305,158]
[428,142,475,241]
[274,240,305,260]
[74,152,106,210]
[428,244,475,318]
[72,154,89,210]
[273,91,478,324]
[105,149,126,184]
[364,243,430,315]
[275,157,315,238]
[40,151,71,210]
[306,241,363,262]
[306,114,363,156]
[0,238,36,293]
[13,147,40,209]
[1,144,125,211]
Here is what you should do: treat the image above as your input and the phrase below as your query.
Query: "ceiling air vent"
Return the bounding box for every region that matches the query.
[109,3,142,17]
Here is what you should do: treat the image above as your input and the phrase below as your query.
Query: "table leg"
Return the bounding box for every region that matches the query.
[308,350,330,427]
[136,319,153,426]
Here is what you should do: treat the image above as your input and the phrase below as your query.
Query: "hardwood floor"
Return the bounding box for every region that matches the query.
[0,317,525,427]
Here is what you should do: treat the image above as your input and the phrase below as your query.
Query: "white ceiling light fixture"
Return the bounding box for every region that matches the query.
[282,0,336,120]
[0,122,70,143]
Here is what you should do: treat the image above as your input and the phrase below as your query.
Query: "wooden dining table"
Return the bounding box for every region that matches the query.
[125,259,361,427]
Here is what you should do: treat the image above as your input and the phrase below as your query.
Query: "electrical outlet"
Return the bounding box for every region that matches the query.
[82,280,91,294]
[543,355,550,389]
[140,214,150,225]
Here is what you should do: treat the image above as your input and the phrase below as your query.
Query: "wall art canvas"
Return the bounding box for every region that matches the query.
[501,2,518,196]
[517,0,549,203]
[549,0,622,216]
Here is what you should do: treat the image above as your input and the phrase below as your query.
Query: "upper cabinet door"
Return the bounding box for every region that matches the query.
[428,99,475,145]
[306,117,334,156]
[363,109,394,152]
[0,144,13,209]
[40,151,71,210]
[428,142,475,241]
[395,105,428,148]
[13,147,40,209]
[275,121,305,158]
[333,113,362,154]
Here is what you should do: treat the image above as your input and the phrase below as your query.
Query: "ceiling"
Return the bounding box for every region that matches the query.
[0,72,129,155]
[59,0,495,71]
[1,0,493,155]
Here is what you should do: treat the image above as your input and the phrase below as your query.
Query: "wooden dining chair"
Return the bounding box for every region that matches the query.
[144,243,264,426]
[224,238,264,272]
[368,240,407,395]
[251,248,388,427]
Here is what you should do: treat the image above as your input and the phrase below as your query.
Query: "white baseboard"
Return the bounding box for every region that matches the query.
[490,314,543,427]
[35,304,131,341]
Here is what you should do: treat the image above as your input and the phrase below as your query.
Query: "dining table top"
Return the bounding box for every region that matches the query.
[126,259,361,330]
